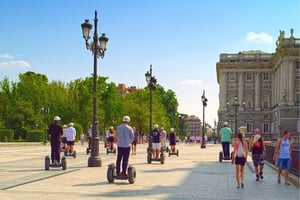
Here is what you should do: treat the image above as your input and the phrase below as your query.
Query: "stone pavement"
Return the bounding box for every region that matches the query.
[0,142,299,200]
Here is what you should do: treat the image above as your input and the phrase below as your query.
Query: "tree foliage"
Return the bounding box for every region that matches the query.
[0,71,181,139]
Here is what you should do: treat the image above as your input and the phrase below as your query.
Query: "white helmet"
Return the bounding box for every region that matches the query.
[110,126,114,130]
[69,122,74,127]
[154,124,159,129]
[53,116,61,121]
[123,116,130,123]
[223,121,228,126]
[170,128,174,132]
[63,124,67,128]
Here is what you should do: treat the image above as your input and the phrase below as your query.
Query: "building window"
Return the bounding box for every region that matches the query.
[263,73,269,81]
[296,62,300,69]
[263,123,269,133]
[246,100,252,109]
[229,73,236,82]
[263,100,269,108]
[246,123,253,133]
[246,73,253,81]
[296,93,300,105]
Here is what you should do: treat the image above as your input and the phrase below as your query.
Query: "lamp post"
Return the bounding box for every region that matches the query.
[81,10,108,167]
[42,107,49,145]
[227,96,244,138]
[201,90,207,149]
[145,64,157,152]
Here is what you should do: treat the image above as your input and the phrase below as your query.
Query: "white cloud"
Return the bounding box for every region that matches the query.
[0,53,14,59]
[180,79,203,87]
[246,32,274,43]
[0,60,30,69]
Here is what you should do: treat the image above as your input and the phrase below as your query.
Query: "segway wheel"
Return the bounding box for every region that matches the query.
[160,153,165,165]
[177,149,179,157]
[128,166,136,184]
[219,151,223,162]
[73,151,77,158]
[61,156,67,170]
[45,156,50,170]
[147,153,152,164]
[107,167,114,183]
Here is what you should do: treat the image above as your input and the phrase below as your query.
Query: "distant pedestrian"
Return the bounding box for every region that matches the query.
[80,132,85,146]
[115,116,134,178]
[160,127,167,150]
[131,127,139,155]
[48,116,63,165]
[232,133,248,188]
[250,128,266,181]
[273,130,292,185]
[107,126,115,150]
[219,121,233,158]
[61,124,67,151]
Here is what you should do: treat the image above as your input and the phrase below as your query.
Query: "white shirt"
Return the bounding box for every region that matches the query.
[66,126,76,141]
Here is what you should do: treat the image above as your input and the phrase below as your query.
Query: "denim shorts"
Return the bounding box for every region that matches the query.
[278,158,290,170]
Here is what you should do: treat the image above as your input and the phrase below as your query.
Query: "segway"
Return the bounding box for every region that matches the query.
[168,149,179,157]
[64,150,77,158]
[219,151,233,162]
[107,163,136,184]
[147,148,165,164]
[160,146,169,153]
[106,147,117,155]
[45,155,67,170]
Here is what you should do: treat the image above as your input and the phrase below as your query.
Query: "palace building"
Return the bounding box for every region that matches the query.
[216,29,300,138]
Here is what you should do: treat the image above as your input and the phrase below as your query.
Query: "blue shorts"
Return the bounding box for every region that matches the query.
[278,158,290,170]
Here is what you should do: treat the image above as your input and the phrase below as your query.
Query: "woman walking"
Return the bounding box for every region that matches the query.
[232,133,248,188]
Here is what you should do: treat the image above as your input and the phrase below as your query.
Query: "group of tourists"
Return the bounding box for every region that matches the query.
[219,121,292,188]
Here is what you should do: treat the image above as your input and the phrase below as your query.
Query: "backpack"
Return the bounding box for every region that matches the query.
[237,141,245,157]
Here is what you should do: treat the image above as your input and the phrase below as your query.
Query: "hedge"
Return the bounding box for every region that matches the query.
[0,129,14,142]
[27,130,45,142]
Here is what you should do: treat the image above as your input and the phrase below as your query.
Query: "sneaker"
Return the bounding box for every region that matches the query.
[277,179,281,184]
[237,184,240,188]
[241,182,244,188]
[259,172,263,179]
[256,175,259,181]
[121,172,128,178]
[285,182,291,185]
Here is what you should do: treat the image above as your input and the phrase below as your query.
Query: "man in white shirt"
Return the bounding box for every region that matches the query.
[66,122,76,155]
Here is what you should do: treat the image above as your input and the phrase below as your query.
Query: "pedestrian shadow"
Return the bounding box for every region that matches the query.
[73,181,107,187]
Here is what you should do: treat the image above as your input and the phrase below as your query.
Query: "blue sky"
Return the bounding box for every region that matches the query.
[0,0,299,126]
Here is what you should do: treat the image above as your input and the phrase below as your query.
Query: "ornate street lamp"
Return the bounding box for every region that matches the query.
[227,96,244,138]
[145,64,157,154]
[81,10,108,167]
[201,90,207,149]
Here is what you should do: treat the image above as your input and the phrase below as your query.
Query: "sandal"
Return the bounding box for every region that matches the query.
[277,179,281,184]
[285,182,291,185]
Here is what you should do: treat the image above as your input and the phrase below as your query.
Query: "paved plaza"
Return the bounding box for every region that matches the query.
[0,142,299,200]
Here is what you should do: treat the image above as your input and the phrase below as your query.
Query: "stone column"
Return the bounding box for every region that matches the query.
[288,62,294,105]
[238,72,244,109]
[220,72,227,110]
[271,71,275,107]
[255,72,261,110]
